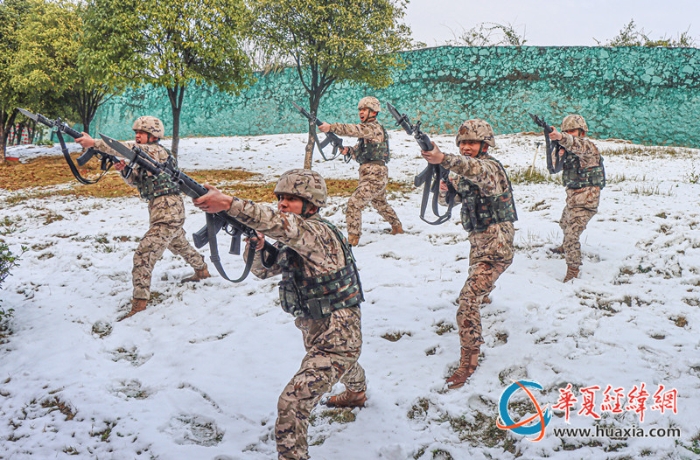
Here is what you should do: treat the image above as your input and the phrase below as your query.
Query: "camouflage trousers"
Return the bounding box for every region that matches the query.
[559,187,600,268]
[346,162,401,237]
[457,222,514,349]
[276,307,365,460]
[132,195,206,300]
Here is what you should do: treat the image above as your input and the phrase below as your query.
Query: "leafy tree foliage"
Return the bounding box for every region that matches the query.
[83,0,252,156]
[11,0,119,135]
[250,0,412,168]
[596,19,696,47]
[0,0,30,161]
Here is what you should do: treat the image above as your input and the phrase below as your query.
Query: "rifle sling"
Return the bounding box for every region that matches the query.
[205,212,255,283]
[416,164,455,225]
[57,131,109,185]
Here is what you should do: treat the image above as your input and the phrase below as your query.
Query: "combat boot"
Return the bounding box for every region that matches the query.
[563,265,580,283]
[390,224,404,235]
[348,234,360,246]
[481,295,491,305]
[324,389,367,408]
[549,245,565,255]
[182,266,211,283]
[446,347,479,390]
[118,298,147,321]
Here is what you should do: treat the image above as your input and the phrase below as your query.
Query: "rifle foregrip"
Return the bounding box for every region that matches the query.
[416,133,433,152]
[63,126,84,139]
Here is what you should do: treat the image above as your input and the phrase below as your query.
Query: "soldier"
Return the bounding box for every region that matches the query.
[75,116,209,320]
[548,115,604,282]
[421,119,516,389]
[192,169,367,460]
[318,96,403,246]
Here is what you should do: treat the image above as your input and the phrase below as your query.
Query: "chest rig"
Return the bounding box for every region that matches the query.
[134,145,180,201]
[562,152,606,189]
[277,219,364,319]
[355,124,390,165]
[455,154,517,233]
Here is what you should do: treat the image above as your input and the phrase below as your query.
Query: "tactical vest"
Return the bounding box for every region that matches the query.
[277,219,364,320]
[456,154,518,233]
[562,152,606,190]
[355,124,390,165]
[135,146,180,201]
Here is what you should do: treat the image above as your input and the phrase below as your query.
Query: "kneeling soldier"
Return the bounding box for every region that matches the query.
[192,169,367,460]
[422,119,516,389]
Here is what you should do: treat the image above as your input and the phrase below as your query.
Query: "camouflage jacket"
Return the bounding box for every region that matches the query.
[329,119,385,162]
[441,153,512,198]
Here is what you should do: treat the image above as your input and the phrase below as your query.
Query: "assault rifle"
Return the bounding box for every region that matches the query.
[529,113,563,174]
[386,102,457,225]
[292,102,349,162]
[17,108,119,184]
[99,134,278,282]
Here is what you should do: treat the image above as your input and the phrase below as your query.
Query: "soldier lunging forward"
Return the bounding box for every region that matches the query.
[319,96,403,246]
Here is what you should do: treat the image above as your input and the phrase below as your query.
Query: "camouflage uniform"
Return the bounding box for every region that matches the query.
[552,122,602,269]
[231,174,365,460]
[441,152,516,349]
[93,138,206,301]
[328,120,402,240]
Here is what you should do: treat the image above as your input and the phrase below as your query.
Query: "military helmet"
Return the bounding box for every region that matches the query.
[274,169,327,207]
[132,116,165,138]
[358,96,381,113]
[561,114,588,133]
[455,119,496,147]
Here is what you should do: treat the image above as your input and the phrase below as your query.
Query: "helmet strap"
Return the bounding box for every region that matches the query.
[301,201,318,218]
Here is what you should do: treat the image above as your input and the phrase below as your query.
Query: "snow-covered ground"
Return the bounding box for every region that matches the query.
[2,130,699,460]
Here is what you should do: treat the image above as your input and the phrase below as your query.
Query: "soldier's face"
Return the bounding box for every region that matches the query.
[134,130,155,144]
[459,140,484,158]
[358,108,375,122]
[277,193,305,215]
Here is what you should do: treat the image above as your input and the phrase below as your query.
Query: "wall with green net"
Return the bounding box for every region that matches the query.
[92,46,700,148]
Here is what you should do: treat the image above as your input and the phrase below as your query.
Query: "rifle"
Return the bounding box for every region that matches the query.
[98,134,278,283]
[17,108,119,184]
[291,102,350,162]
[386,102,457,225]
[529,113,563,174]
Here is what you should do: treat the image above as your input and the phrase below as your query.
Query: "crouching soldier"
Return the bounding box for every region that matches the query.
[76,116,209,320]
[192,169,367,460]
[319,96,403,246]
[548,115,604,282]
[421,119,516,389]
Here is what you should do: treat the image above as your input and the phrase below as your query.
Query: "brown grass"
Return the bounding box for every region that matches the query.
[0,154,410,203]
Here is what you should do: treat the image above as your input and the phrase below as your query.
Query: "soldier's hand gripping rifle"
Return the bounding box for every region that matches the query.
[386,102,457,225]
[529,113,563,174]
[99,134,278,283]
[292,102,350,162]
[17,108,119,185]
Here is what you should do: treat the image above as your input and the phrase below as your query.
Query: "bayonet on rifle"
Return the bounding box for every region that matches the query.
[291,102,349,162]
[386,102,457,225]
[99,134,278,282]
[17,108,118,184]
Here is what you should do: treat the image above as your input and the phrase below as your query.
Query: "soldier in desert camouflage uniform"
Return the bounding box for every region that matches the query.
[318,96,403,246]
[422,119,517,389]
[548,115,604,282]
[76,117,209,319]
[192,169,366,460]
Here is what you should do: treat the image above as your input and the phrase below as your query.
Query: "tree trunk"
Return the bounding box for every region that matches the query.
[167,85,186,158]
